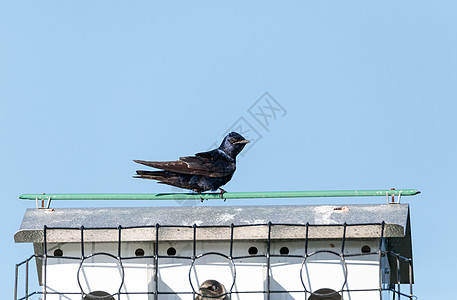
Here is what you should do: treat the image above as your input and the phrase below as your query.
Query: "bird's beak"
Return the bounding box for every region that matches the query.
[234,139,250,144]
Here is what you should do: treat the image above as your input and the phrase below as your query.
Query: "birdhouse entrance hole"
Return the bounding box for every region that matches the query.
[84,290,115,300]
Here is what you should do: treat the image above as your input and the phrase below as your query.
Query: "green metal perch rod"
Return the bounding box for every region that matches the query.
[19,189,420,201]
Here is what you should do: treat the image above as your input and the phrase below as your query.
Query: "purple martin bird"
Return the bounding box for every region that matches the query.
[195,280,230,300]
[133,132,249,199]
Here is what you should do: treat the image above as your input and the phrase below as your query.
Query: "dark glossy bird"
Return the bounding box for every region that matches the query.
[195,280,230,300]
[133,132,249,199]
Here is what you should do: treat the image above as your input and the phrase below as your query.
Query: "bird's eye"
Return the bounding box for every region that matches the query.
[211,285,217,291]
[228,138,236,144]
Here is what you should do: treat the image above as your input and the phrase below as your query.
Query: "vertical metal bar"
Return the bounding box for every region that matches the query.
[25,259,29,300]
[396,256,401,298]
[43,225,48,261]
[154,224,159,300]
[118,225,122,258]
[80,226,85,300]
[118,225,122,300]
[266,222,272,300]
[340,223,347,297]
[341,223,347,255]
[230,223,234,299]
[80,226,85,258]
[303,222,310,298]
[379,222,385,300]
[192,224,197,259]
[192,224,197,300]
[230,224,234,259]
[304,222,309,257]
[409,260,413,298]
[14,264,19,300]
[379,222,385,251]
[43,226,48,300]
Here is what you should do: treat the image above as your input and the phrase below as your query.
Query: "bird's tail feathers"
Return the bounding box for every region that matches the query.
[133,159,165,169]
[133,170,167,180]
[133,170,197,191]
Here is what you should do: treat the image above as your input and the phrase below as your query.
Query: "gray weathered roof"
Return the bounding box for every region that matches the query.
[15,204,410,243]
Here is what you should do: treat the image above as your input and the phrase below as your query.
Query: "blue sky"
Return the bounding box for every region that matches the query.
[1,1,456,298]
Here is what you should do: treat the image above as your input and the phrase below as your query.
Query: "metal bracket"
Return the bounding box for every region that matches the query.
[36,195,52,209]
[387,189,402,204]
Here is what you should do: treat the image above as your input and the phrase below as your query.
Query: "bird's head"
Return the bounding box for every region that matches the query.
[219,132,250,158]
[199,279,227,297]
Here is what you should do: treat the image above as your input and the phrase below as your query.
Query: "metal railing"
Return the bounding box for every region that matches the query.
[15,222,416,300]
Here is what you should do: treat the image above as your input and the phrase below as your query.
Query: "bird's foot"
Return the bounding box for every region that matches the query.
[219,188,227,202]
[197,192,205,202]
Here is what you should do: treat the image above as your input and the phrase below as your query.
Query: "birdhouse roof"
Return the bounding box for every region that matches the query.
[15,204,411,243]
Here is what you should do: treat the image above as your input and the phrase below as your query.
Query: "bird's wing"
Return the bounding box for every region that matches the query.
[194,150,216,159]
[194,149,228,160]
[134,156,235,178]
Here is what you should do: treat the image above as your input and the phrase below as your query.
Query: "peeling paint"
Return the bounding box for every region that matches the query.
[218,213,236,223]
[313,206,338,224]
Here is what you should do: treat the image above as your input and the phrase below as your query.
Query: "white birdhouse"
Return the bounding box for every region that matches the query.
[15,204,414,299]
